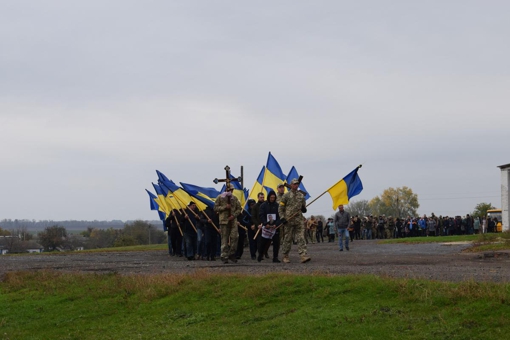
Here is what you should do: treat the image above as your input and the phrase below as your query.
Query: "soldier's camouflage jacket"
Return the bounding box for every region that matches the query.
[214,194,241,225]
[278,190,306,224]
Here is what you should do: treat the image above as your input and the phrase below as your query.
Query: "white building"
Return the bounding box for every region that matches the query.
[498,163,510,232]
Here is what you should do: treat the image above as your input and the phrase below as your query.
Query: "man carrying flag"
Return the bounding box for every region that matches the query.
[278,178,311,263]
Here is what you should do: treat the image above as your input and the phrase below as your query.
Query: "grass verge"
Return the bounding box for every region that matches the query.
[379,235,477,244]
[5,244,168,257]
[468,231,510,252]
[1,271,509,340]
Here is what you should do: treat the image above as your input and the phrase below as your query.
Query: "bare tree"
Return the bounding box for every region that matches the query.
[345,200,372,217]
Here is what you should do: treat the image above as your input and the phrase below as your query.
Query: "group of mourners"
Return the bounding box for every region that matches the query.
[165,181,498,261]
[164,180,312,264]
[314,213,499,244]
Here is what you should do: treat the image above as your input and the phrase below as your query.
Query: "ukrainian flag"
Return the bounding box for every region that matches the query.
[146,189,166,221]
[248,166,266,202]
[157,170,208,211]
[326,166,363,209]
[286,166,310,200]
[153,182,185,216]
[180,182,220,209]
[263,152,286,193]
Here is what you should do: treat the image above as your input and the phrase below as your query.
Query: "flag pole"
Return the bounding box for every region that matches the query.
[164,187,198,233]
[164,196,184,237]
[273,164,363,231]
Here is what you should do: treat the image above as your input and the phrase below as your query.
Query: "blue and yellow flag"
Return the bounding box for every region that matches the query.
[151,183,175,216]
[145,189,166,221]
[157,170,208,211]
[263,152,286,193]
[180,182,220,209]
[286,166,311,200]
[326,166,363,209]
[248,166,266,202]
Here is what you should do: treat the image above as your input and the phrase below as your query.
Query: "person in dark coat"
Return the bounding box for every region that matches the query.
[183,202,199,260]
[200,206,219,261]
[258,190,281,263]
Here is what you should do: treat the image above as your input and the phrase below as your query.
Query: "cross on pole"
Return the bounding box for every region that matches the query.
[214,166,242,228]
[213,165,241,187]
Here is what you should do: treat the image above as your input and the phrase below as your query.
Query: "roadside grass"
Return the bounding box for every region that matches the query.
[1,271,509,339]
[467,231,510,252]
[379,235,477,244]
[77,244,167,253]
[4,244,168,257]
[380,232,510,252]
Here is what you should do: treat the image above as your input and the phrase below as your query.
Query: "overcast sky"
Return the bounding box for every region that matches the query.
[1,1,509,223]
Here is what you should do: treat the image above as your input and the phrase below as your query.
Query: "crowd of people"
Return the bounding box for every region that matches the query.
[165,183,500,261]
[164,180,311,264]
[317,213,499,242]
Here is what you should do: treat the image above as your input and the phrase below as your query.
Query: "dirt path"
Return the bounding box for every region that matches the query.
[1,240,509,282]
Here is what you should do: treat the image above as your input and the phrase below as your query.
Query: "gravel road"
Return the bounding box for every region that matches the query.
[1,240,509,282]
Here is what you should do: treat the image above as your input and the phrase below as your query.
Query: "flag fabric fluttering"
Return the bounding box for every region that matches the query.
[151,183,170,215]
[247,152,286,203]
[146,189,166,221]
[326,166,363,209]
[157,170,208,211]
[152,183,178,216]
[286,166,310,200]
[180,182,220,209]
[146,156,362,221]
[263,152,286,193]
[247,166,266,202]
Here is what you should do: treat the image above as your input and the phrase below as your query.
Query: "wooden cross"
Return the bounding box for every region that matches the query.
[213,166,242,227]
[213,165,241,187]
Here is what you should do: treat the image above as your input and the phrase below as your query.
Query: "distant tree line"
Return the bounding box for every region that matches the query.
[339,187,495,220]
[1,220,166,252]
[34,220,166,251]
[0,219,163,231]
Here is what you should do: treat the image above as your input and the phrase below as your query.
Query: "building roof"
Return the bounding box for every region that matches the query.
[0,237,43,252]
[498,163,510,170]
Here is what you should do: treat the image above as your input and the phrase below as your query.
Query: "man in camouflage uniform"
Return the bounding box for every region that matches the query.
[214,183,242,264]
[370,216,377,239]
[386,216,395,239]
[278,178,311,263]
[306,216,318,244]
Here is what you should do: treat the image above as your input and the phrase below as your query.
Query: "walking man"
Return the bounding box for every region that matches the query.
[334,204,351,251]
[279,178,311,263]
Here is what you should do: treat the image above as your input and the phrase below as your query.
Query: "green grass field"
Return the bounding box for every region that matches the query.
[1,271,509,340]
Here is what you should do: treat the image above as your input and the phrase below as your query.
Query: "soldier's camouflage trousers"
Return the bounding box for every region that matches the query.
[385,228,394,239]
[282,220,307,256]
[220,223,238,259]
